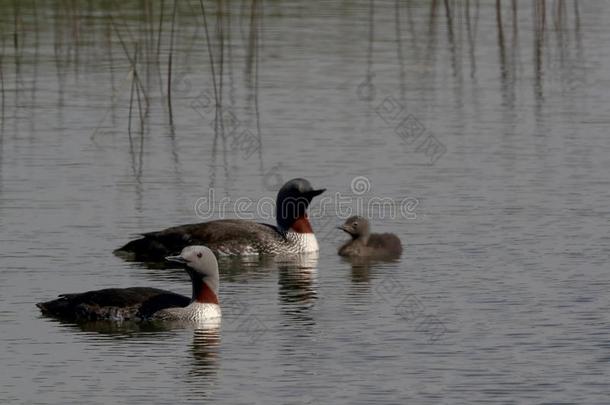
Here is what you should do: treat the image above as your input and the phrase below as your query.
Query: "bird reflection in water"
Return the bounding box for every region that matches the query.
[68,318,222,387]
[276,252,319,321]
[276,253,320,349]
[188,322,221,379]
[340,256,403,302]
[153,320,220,400]
[343,256,374,284]
[57,319,176,336]
[341,255,401,283]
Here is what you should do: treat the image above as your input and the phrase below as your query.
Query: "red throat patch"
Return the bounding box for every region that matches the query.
[196,281,219,304]
[290,215,314,234]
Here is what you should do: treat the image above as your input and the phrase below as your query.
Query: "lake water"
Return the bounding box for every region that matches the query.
[1,1,609,403]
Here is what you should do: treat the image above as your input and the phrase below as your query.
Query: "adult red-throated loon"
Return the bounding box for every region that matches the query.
[114,178,326,261]
[37,246,221,322]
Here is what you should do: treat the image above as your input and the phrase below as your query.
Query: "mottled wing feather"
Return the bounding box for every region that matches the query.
[61,287,171,307]
[137,292,191,319]
[37,287,188,322]
[141,219,282,256]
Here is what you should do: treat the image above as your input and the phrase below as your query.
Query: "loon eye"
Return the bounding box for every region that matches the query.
[353,222,358,227]
[197,252,202,258]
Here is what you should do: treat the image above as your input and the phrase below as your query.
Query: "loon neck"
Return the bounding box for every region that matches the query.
[352,233,369,243]
[288,215,314,234]
[191,276,219,305]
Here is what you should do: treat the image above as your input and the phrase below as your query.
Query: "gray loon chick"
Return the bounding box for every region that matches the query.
[37,246,221,322]
[114,178,326,261]
[337,216,402,258]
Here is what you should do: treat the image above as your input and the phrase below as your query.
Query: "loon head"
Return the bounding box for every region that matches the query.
[276,178,325,233]
[338,215,370,240]
[166,246,220,304]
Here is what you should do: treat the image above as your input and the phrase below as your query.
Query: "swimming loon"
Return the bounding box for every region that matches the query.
[37,246,221,322]
[337,216,402,258]
[114,178,326,261]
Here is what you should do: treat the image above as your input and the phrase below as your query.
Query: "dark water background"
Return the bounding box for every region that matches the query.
[1,1,609,403]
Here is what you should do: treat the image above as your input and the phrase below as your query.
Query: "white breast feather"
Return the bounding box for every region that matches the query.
[153,303,221,321]
[285,232,319,253]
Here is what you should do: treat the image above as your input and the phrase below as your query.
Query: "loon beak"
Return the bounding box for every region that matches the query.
[165,255,188,264]
[305,188,326,198]
[337,225,348,233]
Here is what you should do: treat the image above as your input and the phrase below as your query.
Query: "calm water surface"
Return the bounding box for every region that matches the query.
[1,1,609,403]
